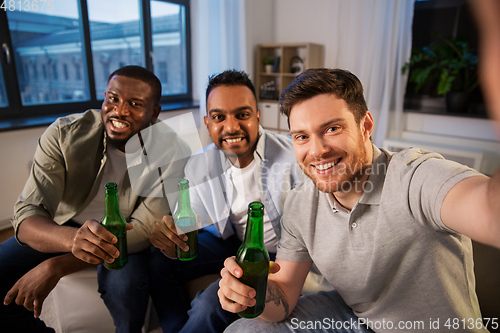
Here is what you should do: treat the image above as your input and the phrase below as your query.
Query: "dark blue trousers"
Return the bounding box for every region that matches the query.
[149,231,242,333]
[98,247,152,333]
[149,231,276,333]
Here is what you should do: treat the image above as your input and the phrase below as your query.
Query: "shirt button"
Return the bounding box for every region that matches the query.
[228,183,232,187]
[223,210,228,214]
[352,222,358,229]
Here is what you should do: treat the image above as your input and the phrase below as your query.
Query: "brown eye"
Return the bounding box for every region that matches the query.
[294,134,307,141]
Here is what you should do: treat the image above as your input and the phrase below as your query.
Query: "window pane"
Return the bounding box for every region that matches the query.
[6,1,89,106]
[0,65,8,107]
[87,0,144,99]
[151,1,188,96]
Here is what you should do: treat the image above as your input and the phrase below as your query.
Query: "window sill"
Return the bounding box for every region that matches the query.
[159,100,199,112]
[404,108,489,119]
[0,100,199,132]
[403,96,488,119]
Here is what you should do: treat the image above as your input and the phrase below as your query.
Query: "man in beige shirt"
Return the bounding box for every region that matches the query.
[1,65,188,333]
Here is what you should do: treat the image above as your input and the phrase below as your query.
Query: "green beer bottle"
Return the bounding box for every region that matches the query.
[236,201,270,318]
[174,179,198,261]
[100,182,128,270]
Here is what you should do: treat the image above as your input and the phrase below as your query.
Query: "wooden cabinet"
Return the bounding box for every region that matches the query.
[255,43,324,133]
[258,102,290,134]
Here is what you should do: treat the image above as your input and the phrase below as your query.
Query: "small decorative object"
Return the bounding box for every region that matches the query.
[290,56,304,74]
[402,34,478,113]
[263,57,274,73]
[259,81,277,100]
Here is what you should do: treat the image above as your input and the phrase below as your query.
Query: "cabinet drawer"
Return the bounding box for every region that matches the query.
[259,102,279,129]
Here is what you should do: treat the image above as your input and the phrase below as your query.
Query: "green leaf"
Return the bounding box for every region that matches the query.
[412,64,436,93]
[437,69,454,95]
[401,33,478,95]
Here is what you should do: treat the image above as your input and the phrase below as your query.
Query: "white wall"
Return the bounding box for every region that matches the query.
[245,0,276,75]
[0,126,46,229]
[244,0,338,71]
[273,0,337,67]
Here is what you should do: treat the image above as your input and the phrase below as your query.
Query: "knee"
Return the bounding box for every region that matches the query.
[98,253,150,295]
[224,318,247,333]
[148,248,179,283]
[98,267,145,293]
[190,279,221,308]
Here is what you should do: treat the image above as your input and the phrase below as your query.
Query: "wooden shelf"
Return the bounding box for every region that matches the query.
[256,43,324,131]
[260,72,280,76]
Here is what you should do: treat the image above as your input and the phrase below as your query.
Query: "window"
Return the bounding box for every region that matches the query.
[0,65,7,108]
[63,64,69,81]
[404,0,485,117]
[51,63,58,81]
[0,0,191,121]
[159,61,168,83]
[32,62,38,81]
[73,55,82,81]
[23,65,29,81]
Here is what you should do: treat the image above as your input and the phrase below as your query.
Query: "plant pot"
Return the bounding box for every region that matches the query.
[446,92,469,114]
[265,65,273,73]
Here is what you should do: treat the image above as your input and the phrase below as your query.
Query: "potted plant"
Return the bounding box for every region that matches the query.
[402,34,479,113]
[263,56,274,74]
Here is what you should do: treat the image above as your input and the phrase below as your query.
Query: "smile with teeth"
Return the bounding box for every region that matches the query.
[112,119,129,129]
[225,138,243,143]
[314,159,340,171]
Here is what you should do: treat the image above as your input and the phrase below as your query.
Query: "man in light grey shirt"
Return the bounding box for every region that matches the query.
[219,68,499,332]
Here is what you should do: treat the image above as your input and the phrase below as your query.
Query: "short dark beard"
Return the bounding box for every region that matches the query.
[303,134,370,194]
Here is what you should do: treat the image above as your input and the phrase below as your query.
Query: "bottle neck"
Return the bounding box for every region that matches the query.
[177,184,191,210]
[242,209,265,248]
[105,188,120,215]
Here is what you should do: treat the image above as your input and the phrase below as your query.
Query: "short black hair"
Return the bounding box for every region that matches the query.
[108,65,162,105]
[206,69,257,106]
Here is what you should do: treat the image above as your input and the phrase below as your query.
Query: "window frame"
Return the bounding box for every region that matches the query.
[403,0,486,118]
[0,0,192,122]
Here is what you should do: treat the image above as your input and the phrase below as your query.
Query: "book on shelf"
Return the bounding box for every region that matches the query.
[272,56,280,73]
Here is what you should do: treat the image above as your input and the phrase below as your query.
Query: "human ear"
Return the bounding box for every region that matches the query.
[361,111,374,141]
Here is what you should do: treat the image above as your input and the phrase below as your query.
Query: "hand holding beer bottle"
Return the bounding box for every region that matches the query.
[100,182,128,270]
[173,179,198,261]
[235,202,269,318]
